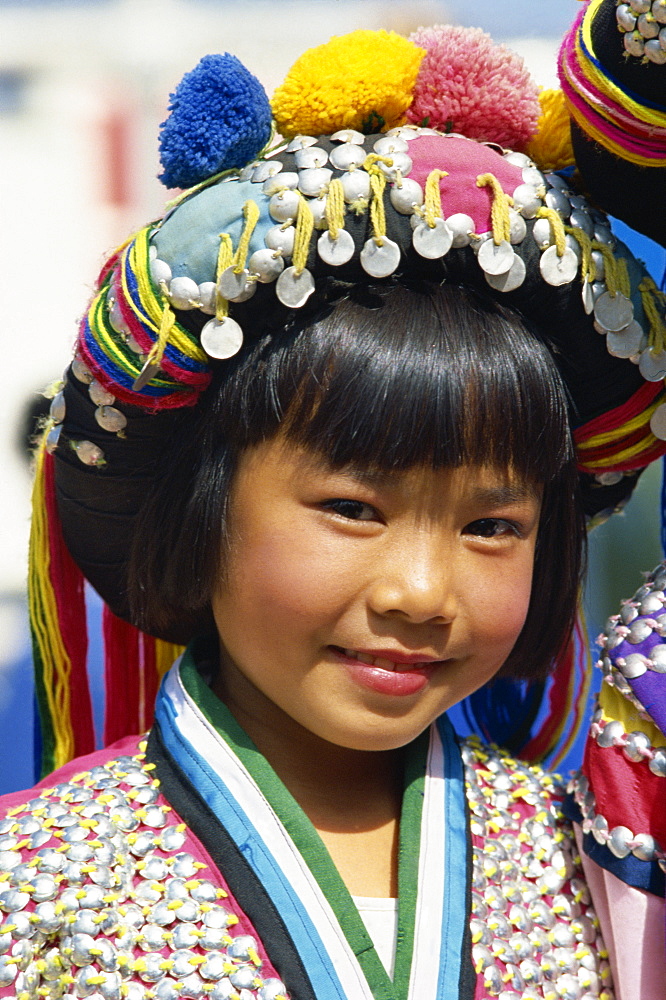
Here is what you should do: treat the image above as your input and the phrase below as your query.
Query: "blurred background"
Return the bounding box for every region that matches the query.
[1,0,665,790]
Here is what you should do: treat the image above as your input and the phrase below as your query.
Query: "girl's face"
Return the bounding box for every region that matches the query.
[211,436,541,753]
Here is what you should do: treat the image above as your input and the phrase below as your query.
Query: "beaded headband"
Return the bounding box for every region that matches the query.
[31,15,666,775]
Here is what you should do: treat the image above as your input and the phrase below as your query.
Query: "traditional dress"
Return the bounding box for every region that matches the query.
[0,640,623,1000]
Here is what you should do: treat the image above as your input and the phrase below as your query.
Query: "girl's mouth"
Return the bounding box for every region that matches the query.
[337,647,441,671]
[330,647,442,696]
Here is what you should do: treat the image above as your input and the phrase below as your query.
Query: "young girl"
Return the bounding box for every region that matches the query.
[6,3,666,999]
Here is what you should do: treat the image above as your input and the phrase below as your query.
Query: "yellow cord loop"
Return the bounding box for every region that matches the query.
[594,245,631,300]
[640,277,666,355]
[145,299,176,370]
[536,207,568,258]
[616,257,631,300]
[214,233,234,322]
[292,194,315,275]
[325,178,346,240]
[476,173,512,245]
[363,155,392,246]
[565,227,594,282]
[233,200,260,274]
[368,172,387,246]
[423,169,449,228]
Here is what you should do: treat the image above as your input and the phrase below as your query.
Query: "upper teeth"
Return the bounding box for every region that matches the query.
[345,649,400,670]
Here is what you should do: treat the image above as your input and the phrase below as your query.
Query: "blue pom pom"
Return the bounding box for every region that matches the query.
[158,54,272,189]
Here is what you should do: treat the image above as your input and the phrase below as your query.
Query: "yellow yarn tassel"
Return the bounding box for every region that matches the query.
[476,174,512,245]
[640,277,666,355]
[29,435,75,769]
[155,639,186,680]
[233,201,261,274]
[325,178,346,240]
[536,207,568,257]
[144,302,176,370]
[363,155,394,246]
[215,233,234,322]
[525,89,576,173]
[293,194,315,274]
[567,228,596,283]
[423,169,449,228]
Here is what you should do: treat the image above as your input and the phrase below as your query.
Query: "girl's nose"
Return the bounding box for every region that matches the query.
[367,540,457,625]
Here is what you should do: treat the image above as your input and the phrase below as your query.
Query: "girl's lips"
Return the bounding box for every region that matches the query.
[330,646,443,696]
[333,646,443,671]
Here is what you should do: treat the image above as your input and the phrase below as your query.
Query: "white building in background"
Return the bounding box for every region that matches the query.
[0,0,566,594]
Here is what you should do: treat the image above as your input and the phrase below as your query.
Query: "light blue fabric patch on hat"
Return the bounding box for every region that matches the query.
[152,178,273,285]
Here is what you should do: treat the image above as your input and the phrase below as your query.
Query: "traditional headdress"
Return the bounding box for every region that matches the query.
[30,0,666,776]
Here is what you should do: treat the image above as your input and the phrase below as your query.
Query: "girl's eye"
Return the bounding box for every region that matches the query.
[465,518,519,538]
[322,499,378,521]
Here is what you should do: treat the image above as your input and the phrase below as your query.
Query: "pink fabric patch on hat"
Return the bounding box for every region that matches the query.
[406,135,524,234]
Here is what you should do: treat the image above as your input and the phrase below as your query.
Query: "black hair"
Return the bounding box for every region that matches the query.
[129,281,586,678]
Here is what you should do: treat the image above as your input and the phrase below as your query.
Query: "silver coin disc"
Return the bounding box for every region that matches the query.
[198,281,217,315]
[247,248,285,283]
[373,136,409,155]
[217,267,256,303]
[265,225,295,256]
[251,160,283,183]
[539,245,579,286]
[508,210,527,245]
[330,129,365,145]
[200,317,244,360]
[329,143,366,171]
[95,405,127,433]
[262,171,299,197]
[651,403,666,441]
[286,135,318,152]
[317,229,355,267]
[340,170,371,202]
[360,237,401,278]
[639,348,666,382]
[294,146,329,170]
[594,291,634,332]
[544,188,571,218]
[276,266,316,308]
[89,380,115,406]
[389,178,424,215]
[376,152,413,181]
[446,213,475,248]
[269,189,300,223]
[478,238,515,276]
[484,253,526,293]
[582,281,594,315]
[606,320,643,359]
[412,218,453,260]
[297,167,333,197]
[168,275,200,309]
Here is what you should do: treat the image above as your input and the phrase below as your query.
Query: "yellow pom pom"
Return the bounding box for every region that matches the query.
[525,88,575,172]
[272,30,425,138]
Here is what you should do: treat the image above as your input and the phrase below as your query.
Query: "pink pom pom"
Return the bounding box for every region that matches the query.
[407,25,540,150]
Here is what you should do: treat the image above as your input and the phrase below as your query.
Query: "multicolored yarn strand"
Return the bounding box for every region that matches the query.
[29,441,94,777]
[529,613,593,770]
[459,611,591,768]
[78,226,211,411]
[102,607,184,747]
[575,380,666,472]
[559,0,666,168]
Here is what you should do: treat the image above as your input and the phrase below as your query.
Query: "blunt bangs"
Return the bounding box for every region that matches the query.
[213,283,572,486]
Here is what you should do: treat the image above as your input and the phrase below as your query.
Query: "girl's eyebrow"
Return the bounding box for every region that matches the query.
[470,484,541,507]
[315,460,540,505]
